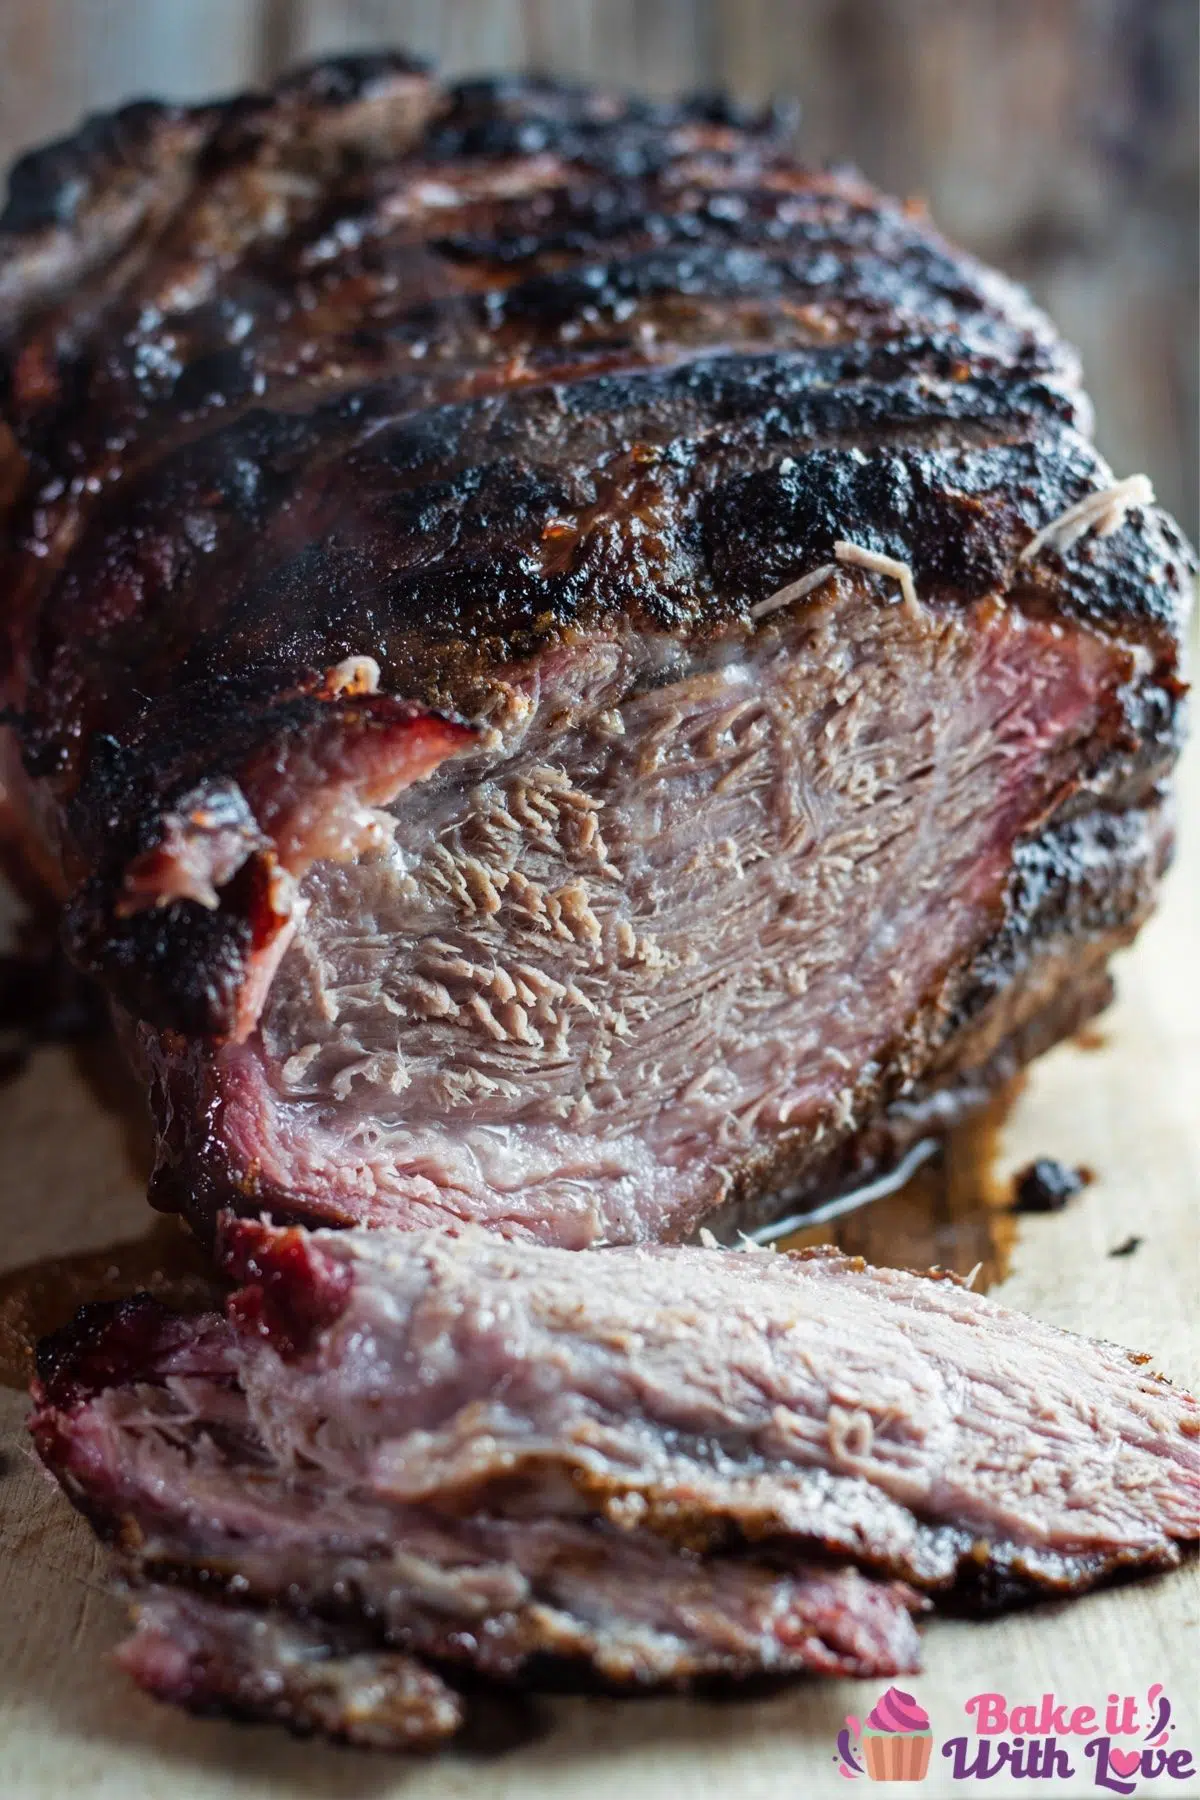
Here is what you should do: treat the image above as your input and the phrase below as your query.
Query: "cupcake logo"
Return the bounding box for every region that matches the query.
[835,1687,933,1781]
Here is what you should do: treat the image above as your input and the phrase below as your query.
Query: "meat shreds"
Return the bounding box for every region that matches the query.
[0,55,1193,1248]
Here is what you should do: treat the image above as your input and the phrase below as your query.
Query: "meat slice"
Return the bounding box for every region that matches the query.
[119,1588,466,1751]
[32,1230,1198,1687]
[0,57,1192,1248]
[31,1282,927,1737]
[214,1224,1200,1593]
[112,1499,926,1692]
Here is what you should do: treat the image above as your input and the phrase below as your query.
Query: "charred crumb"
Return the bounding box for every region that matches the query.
[1011,1158,1093,1213]
[1109,1234,1143,1258]
[444,1676,549,1757]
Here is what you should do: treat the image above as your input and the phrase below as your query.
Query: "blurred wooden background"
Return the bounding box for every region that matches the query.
[0,0,1195,537]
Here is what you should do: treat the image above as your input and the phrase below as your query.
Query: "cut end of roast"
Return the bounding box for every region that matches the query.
[146,587,1177,1250]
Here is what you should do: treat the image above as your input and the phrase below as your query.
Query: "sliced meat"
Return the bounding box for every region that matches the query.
[32,1292,926,1679]
[32,1231,1199,1643]
[112,1502,924,1693]
[216,1225,1200,1594]
[117,1586,465,1751]
[0,57,1192,1248]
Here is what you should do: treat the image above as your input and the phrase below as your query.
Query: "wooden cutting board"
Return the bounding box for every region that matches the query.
[1,744,1196,1800]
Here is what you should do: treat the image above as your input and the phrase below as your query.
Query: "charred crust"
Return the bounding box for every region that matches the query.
[940,1540,1188,1616]
[32,1292,189,1410]
[273,49,434,105]
[63,854,269,1039]
[144,1036,257,1231]
[53,694,473,1035]
[0,102,188,237]
[423,73,791,167]
[0,105,215,334]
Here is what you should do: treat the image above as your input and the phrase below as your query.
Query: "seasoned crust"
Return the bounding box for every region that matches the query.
[0,53,437,331]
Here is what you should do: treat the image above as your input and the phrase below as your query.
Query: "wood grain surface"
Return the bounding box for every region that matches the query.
[0,737,1195,1800]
